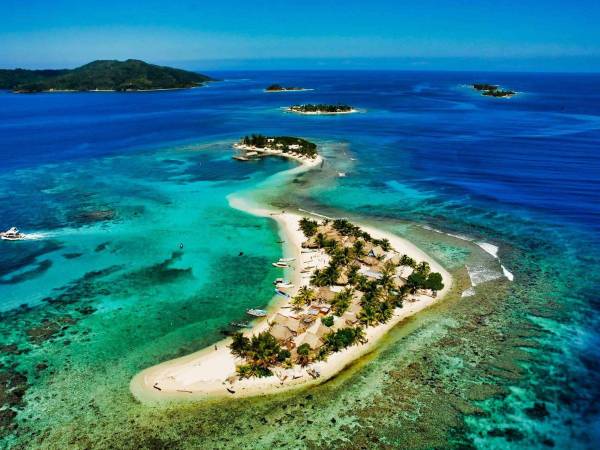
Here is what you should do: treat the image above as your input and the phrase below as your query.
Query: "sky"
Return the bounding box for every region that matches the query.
[2,0,600,72]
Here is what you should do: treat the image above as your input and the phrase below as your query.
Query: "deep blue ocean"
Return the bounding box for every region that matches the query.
[0,71,599,448]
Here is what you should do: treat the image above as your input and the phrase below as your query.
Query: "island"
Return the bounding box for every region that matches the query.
[472,83,516,98]
[232,134,319,163]
[130,144,451,403]
[265,84,311,92]
[0,59,214,93]
[288,103,358,115]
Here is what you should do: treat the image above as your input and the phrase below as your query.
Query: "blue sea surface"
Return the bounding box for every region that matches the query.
[0,71,599,448]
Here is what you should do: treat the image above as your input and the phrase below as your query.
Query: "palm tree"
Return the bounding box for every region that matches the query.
[379,260,396,291]
[399,254,416,268]
[292,286,315,309]
[352,239,366,258]
[359,304,379,327]
[379,238,391,251]
[354,327,368,345]
[331,288,353,316]
[377,300,394,324]
[315,232,327,248]
[229,332,250,358]
[415,261,430,276]
[296,343,312,367]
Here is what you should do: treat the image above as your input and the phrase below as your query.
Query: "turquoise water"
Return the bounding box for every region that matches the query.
[1,71,599,448]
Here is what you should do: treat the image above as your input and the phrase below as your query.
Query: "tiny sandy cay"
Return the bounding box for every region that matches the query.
[130,139,451,404]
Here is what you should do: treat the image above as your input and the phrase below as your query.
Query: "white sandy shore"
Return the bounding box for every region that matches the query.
[233,143,323,168]
[130,155,451,405]
[286,108,359,115]
[264,88,314,93]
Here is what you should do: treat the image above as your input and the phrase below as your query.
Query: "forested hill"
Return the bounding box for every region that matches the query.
[0,59,214,93]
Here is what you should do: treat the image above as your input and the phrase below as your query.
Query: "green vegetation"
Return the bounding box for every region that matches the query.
[235,217,446,377]
[405,262,444,294]
[0,59,213,93]
[289,103,354,113]
[322,327,366,353]
[295,343,312,367]
[472,83,515,98]
[330,288,353,316]
[240,134,318,158]
[306,218,444,327]
[291,286,315,311]
[229,331,290,378]
[299,218,319,237]
[321,315,334,327]
[265,84,306,91]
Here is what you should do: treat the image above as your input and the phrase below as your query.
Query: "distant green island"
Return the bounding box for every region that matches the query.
[0,59,214,93]
[265,84,309,92]
[472,83,516,98]
[288,104,356,114]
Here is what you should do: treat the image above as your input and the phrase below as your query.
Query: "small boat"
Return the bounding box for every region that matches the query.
[272,262,289,268]
[226,388,236,394]
[230,321,250,328]
[246,308,267,317]
[275,289,290,298]
[276,282,294,289]
[232,155,250,161]
[272,277,285,285]
[1,227,26,241]
[338,172,346,177]
[278,257,295,262]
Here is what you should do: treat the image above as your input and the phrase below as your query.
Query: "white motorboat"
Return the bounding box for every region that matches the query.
[272,262,289,268]
[246,309,267,317]
[1,227,26,241]
[278,257,295,262]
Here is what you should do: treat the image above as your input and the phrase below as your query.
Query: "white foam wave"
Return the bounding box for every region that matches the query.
[461,287,476,298]
[476,241,499,259]
[501,264,514,281]
[465,264,503,287]
[420,224,514,283]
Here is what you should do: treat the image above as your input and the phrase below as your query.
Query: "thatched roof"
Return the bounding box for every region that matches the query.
[275,313,303,333]
[298,332,323,349]
[359,256,381,267]
[335,271,349,285]
[316,287,336,303]
[369,245,385,258]
[270,323,294,342]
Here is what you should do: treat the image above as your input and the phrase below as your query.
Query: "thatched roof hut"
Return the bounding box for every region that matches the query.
[270,323,294,342]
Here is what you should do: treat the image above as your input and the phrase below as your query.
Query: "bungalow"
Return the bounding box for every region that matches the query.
[368,245,385,258]
[316,287,336,303]
[309,321,331,339]
[359,266,383,280]
[297,332,324,349]
[385,253,401,266]
[275,313,303,335]
[270,323,294,342]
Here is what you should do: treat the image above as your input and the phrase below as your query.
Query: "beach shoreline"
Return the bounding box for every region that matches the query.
[130,155,452,405]
[286,108,359,115]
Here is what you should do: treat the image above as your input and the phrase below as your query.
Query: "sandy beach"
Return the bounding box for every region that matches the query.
[286,108,360,115]
[130,153,451,405]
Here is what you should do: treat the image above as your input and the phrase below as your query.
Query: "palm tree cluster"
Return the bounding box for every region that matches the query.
[291,286,316,311]
[320,327,367,356]
[230,331,291,378]
[299,218,318,237]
